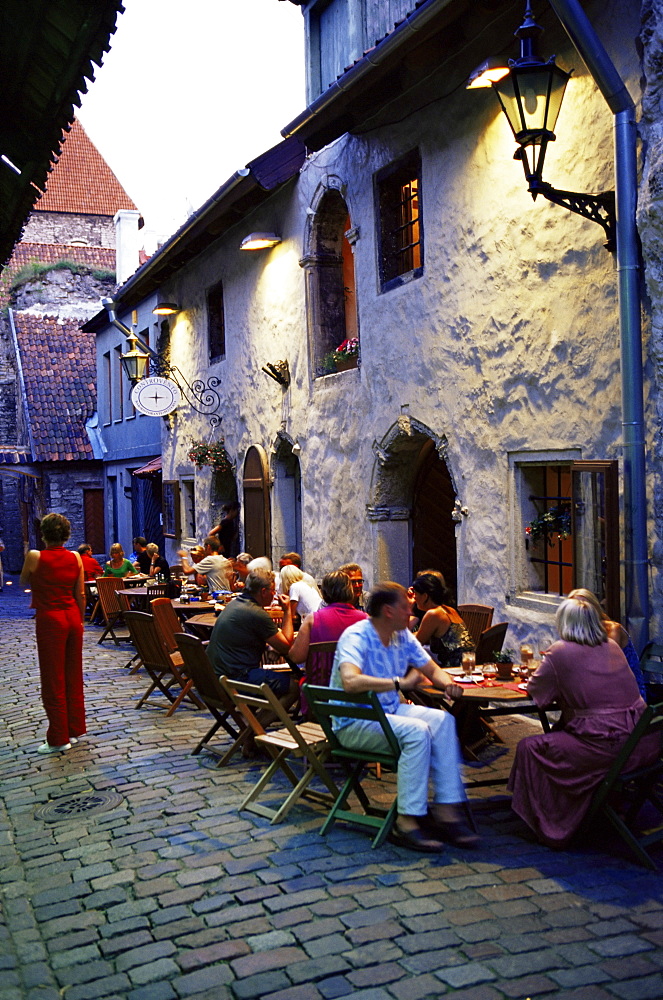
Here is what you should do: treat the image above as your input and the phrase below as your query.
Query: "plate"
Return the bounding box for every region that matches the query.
[518,682,529,692]
[447,667,464,676]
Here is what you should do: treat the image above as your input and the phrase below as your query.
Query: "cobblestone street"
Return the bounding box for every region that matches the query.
[1,580,663,1000]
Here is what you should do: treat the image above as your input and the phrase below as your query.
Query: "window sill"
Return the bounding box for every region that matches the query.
[380,266,423,294]
[507,591,564,615]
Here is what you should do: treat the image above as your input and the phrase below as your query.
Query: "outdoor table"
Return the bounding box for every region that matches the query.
[171,599,215,618]
[186,612,216,635]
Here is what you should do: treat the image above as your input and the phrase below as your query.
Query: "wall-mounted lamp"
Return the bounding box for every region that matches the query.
[466,57,510,89]
[240,232,282,251]
[120,331,151,383]
[261,360,290,388]
[468,0,615,251]
[152,302,179,316]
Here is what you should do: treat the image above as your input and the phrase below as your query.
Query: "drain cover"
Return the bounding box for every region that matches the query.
[36,790,124,823]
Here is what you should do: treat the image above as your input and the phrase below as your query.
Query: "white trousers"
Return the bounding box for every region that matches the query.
[338,702,465,816]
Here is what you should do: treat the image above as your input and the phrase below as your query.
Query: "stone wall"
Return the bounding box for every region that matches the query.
[22,211,116,248]
[638,0,663,636]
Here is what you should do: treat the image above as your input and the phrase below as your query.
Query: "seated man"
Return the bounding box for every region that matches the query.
[206,567,298,703]
[133,537,151,575]
[338,562,367,610]
[77,544,103,582]
[278,552,317,590]
[178,536,233,592]
[331,581,477,853]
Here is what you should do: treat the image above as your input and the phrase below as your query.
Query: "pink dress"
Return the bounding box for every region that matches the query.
[508,638,655,847]
[309,603,367,644]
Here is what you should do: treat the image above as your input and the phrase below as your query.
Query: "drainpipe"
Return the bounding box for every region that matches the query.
[547,0,648,649]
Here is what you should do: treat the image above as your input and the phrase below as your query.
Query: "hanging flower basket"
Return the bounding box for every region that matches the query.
[526,503,572,546]
[188,440,233,473]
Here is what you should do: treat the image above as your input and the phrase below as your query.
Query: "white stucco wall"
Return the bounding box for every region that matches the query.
[158,0,652,650]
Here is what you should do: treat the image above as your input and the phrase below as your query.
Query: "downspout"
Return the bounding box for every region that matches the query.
[8,307,37,461]
[547,0,648,649]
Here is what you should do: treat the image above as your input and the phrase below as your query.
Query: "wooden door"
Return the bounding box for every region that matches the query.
[412,442,457,595]
[243,446,271,559]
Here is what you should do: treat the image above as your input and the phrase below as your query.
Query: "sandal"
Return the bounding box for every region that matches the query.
[390,824,445,854]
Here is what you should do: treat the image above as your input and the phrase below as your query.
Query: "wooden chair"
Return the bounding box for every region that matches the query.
[219,676,338,825]
[115,591,142,672]
[303,684,401,848]
[457,604,494,646]
[146,582,168,601]
[301,641,337,718]
[152,599,204,711]
[95,577,128,645]
[474,622,508,664]
[124,611,201,716]
[582,702,663,869]
[175,633,249,763]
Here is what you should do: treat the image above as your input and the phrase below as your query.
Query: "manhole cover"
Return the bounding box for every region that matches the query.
[36,790,124,823]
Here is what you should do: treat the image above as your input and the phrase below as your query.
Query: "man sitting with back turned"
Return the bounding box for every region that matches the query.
[178,536,233,592]
[206,567,298,703]
[330,581,478,853]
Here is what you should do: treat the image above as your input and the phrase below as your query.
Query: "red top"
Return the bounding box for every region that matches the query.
[30,548,80,611]
[80,552,103,581]
[310,603,367,643]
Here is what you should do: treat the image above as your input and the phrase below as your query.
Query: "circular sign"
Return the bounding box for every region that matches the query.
[131,377,180,417]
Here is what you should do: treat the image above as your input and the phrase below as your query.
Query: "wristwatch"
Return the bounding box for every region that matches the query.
[393,677,400,692]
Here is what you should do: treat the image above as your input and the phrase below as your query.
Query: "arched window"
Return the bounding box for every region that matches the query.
[302,188,358,377]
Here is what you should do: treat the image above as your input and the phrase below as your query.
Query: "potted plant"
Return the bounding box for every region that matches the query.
[188,440,233,473]
[332,337,359,372]
[525,502,572,546]
[493,648,517,680]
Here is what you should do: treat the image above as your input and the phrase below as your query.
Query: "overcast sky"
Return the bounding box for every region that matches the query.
[78,0,305,245]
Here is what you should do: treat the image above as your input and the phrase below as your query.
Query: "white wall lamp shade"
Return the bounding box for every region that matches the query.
[240,232,282,250]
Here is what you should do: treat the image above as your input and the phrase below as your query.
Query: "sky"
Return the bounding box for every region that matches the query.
[78,0,305,247]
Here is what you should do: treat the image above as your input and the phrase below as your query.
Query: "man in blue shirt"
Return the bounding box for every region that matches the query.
[331,581,477,853]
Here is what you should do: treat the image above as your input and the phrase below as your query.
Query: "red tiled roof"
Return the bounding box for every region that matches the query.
[6,243,116,271]
[37,118,138,216]
[13,313,96,462]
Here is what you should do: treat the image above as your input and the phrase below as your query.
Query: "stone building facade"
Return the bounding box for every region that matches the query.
[102,0,662,649]
[0,119,140,570]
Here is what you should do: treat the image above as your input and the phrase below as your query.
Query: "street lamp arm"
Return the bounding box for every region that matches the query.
[527,177,615,251]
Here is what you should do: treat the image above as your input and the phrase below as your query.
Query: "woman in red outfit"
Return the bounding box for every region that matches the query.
[20,513,86,754]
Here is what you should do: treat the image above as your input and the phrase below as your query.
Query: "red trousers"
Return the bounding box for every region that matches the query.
[35,607,85,746]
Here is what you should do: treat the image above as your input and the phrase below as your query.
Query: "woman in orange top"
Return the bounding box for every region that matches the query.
[20,513,86,754]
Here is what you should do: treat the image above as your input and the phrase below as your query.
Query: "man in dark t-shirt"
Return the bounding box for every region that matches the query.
[206,567,297,699]
[133,537,151,575]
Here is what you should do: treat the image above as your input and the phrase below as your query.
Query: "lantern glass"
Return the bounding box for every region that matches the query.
[495,62,570,144]
[120,349,149,383]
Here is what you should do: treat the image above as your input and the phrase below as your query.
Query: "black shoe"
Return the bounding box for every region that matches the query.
[422,810,480,849]
[390,824,445,853]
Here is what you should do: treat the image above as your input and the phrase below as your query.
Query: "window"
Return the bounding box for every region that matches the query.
[103,352,113,424]
[376,150,423,291]
[516,459,620,617]
[208,281,225,362]
[303,188,359,377]
[162,481,180,538]
[114,347,124,421]
[181,479,196,540]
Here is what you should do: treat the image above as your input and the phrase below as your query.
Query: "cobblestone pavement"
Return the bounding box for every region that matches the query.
[1,577,663,1000]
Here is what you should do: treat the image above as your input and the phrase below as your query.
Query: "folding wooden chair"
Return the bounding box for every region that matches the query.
[457,604,494,646]
[582,702,663,869]
[124,611,202,715]
[219,676,338,825]
[303,684,401,848]
[474,622,508,664]
[301,641,337,718]
[95,577,128,645]
[115,591,142,672]
[175,633,249,764]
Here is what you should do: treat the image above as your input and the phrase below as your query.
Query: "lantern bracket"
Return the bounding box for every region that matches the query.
[526,174,616,252]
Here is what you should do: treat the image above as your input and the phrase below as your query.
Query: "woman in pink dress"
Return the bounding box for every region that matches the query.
[20,513,86,754]
[508,597,654,847]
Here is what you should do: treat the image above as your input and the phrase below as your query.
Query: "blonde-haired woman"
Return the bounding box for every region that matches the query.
[568,587,646,698]
[508,597,655,847]
[279,564,322,620]
[103,543,136,579]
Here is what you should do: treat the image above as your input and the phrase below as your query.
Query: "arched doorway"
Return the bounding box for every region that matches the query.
[271,437,302,566]
[369,417,458,590]
[412,439,457,596]
[242,446,271,558]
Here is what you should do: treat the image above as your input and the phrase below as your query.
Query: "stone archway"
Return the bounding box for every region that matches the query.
[369,415,459,590]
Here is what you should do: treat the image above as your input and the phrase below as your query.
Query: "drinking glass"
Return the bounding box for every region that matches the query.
[483,663,498,683]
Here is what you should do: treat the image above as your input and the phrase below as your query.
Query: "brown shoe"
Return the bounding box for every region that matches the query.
[423,811,480,849]
[390,823,445,853]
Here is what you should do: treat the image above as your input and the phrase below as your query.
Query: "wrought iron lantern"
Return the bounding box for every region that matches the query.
[120,331,150,383]
[469,0,615,251]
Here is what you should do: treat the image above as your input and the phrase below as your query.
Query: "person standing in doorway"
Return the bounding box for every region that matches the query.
[20,513,86,753]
